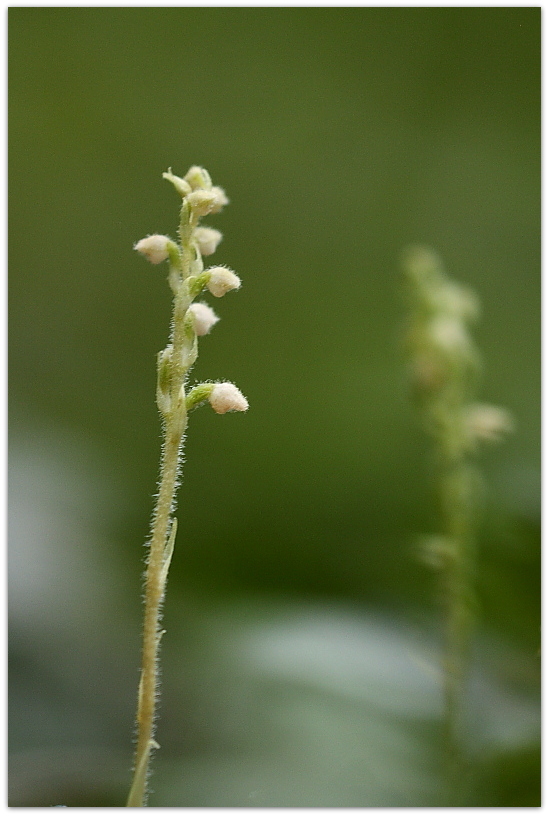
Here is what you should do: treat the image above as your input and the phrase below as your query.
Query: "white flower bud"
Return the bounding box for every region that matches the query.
[184,165,212,190]
[162,168,192,197]
[209,382,249,414]
[436,282,480,323]
[465,403,514,444]
[402,245,444,285]
[134,234,171,264]
[188,302,220,336]
[206,266,241,297]
[208,186,229,214]
[428,315,471,357]
[194,227,223,256]
[187,189,219,217]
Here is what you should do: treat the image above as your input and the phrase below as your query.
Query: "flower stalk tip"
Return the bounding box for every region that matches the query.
[184,165,212,191]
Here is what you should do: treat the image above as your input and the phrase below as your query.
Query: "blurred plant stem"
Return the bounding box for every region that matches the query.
[402,246,513,800]
[438,452,477,792]
[127,167,247,806]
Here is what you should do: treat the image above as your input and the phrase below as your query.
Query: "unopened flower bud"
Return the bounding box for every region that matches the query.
[428,315,471,358]
[437,282,480,323]
[184,165,212,191]
[402,245,444,285]
[465,403,514,444]
[134,234,172,264]
[208,186,229,214]
[162,168,192,197]
[187,189,219,217]
[194,227,223,256]
[209,382,249,414]
[189,302,220,336]
[206,266,241,297]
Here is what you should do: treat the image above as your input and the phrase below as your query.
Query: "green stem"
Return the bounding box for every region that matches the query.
[127,409,187,806]
[440,457,476,797]
[127,241,194,807]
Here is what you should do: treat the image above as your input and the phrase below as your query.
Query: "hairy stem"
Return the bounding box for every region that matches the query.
[128,167,247,806]
[127,242,192,807]
[127,414,186,806]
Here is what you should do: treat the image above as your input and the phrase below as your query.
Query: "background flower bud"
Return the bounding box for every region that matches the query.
[209,382,249,414]
[428,315,471,358]
[134,234,172,264]
[206,266,241,297]
[189,302,220,336]
[402,244,444,286]
[465,403,515,444]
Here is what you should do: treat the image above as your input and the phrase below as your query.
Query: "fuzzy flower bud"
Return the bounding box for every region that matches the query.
[208,186,229,214]
[134,234,172,264]
[428,315,472,358]
[465,403,514,444]
[188,302,220,336]
[194,227,223,256]
[435,282,480,324]
[187,189,219,217]
[402,245,444,286]
[206,266,241,297]
[184,165,212,190]
[209,382,249,414]
[162,168,192,197]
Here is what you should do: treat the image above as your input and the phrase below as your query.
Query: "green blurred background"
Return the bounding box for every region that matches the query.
[9,7,540,807]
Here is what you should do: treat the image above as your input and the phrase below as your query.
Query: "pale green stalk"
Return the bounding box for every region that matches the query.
[127,254,191,808]
[402,246,513,796]
[127,167,248,806]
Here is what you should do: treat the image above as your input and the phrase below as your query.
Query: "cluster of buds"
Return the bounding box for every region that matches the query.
[129,165,249,808]
[402,245,512,455]
[134,166,248,419]
[403,246,480,392]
